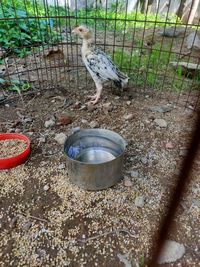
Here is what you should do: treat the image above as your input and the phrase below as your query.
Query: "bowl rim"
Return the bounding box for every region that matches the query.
[63,128,127,165]
[0,133,30,169]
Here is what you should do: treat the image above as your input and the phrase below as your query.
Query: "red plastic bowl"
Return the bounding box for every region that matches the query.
[0,133,30,170]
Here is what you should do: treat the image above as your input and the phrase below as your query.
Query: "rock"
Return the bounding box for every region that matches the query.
[126,101,131,106]
[43,185,49,191]
[141,157,148,164]
[23,221,32,231]
[179,149,188,157]
[54,133,67,145]
[58,163,65,170]
[124,177,133,187]
[23,117,33,124]
[79,105,87,110]
[135,196,145,207]
[186,32,200,50]
[15,128,21,133]
[170,61,200,78]
[117,253,132,267]
[10,216,17,229]
[38,137,46,143]
[123,114,134,120]
[154,119,168,128]
[150,106,173,113]
[81,119,88,124]
[37,249,46,258]
[90,121,99,128]
[44,119,55,128]
[165,142,174,149]
[27,131,34,137]
[57,115,72,125]
[161,27,185,37]
[131,170,139,178]
[158,240,185,264]
[103,102,111,108]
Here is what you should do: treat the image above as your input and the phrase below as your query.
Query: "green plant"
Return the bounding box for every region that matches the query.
[0,0,61,57]
[111,43,200,92]
[0,77,31,91]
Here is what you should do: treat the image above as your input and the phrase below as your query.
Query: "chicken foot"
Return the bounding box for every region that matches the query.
[87,83,102,105]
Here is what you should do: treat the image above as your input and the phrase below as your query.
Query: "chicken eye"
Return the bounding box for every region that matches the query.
[79,29,83,32]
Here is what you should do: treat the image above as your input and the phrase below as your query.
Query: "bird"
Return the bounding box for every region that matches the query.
[72,25,129,104]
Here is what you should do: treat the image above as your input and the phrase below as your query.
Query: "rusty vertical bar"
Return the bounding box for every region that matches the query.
[149,108,200,267]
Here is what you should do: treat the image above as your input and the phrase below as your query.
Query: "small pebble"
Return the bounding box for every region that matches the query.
[90,121,99,128]
[81,119,88,124]
[165,142,174,149]
[43,185,49,191]
[124,177,133,187]
[54,133,67,145]
[141,157,148,164]
[10,216,17,229]
[45,119,55,128]
[154,119,168,128]
[38,137,46,143]
[23,221,32,231]
[58,163,65,170]
[123,114,134,120]
[57,115,72,125]
[135,196,145,207]
[131,170,139,178]
[179,149,188,157]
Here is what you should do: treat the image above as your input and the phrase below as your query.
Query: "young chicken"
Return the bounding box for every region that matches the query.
[72,25,129,104]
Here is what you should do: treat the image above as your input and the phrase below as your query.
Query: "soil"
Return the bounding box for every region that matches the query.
[0,84,199,267]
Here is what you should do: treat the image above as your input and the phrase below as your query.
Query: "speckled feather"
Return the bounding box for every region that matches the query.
[83,47,128,88]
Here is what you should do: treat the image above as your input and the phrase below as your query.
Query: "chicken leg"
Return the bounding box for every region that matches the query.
[88,83,102,105]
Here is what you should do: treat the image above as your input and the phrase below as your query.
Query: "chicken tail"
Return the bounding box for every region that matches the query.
[114,72,129,89]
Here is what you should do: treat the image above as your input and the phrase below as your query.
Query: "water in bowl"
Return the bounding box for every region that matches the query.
[68,146,117,164]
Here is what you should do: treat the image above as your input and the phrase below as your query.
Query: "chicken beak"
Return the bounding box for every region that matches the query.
[72,28,77,34]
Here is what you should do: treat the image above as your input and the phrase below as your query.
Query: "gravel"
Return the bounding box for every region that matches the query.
[0,88,198,267]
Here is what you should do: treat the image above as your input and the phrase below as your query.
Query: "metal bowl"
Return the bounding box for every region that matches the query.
[64,128,127,190]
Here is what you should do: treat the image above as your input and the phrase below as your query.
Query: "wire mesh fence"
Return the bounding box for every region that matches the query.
[0,0,200,110]
[0,1,200,266]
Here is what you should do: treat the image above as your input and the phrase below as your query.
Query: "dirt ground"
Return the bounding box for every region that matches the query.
[0,83,199,266]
